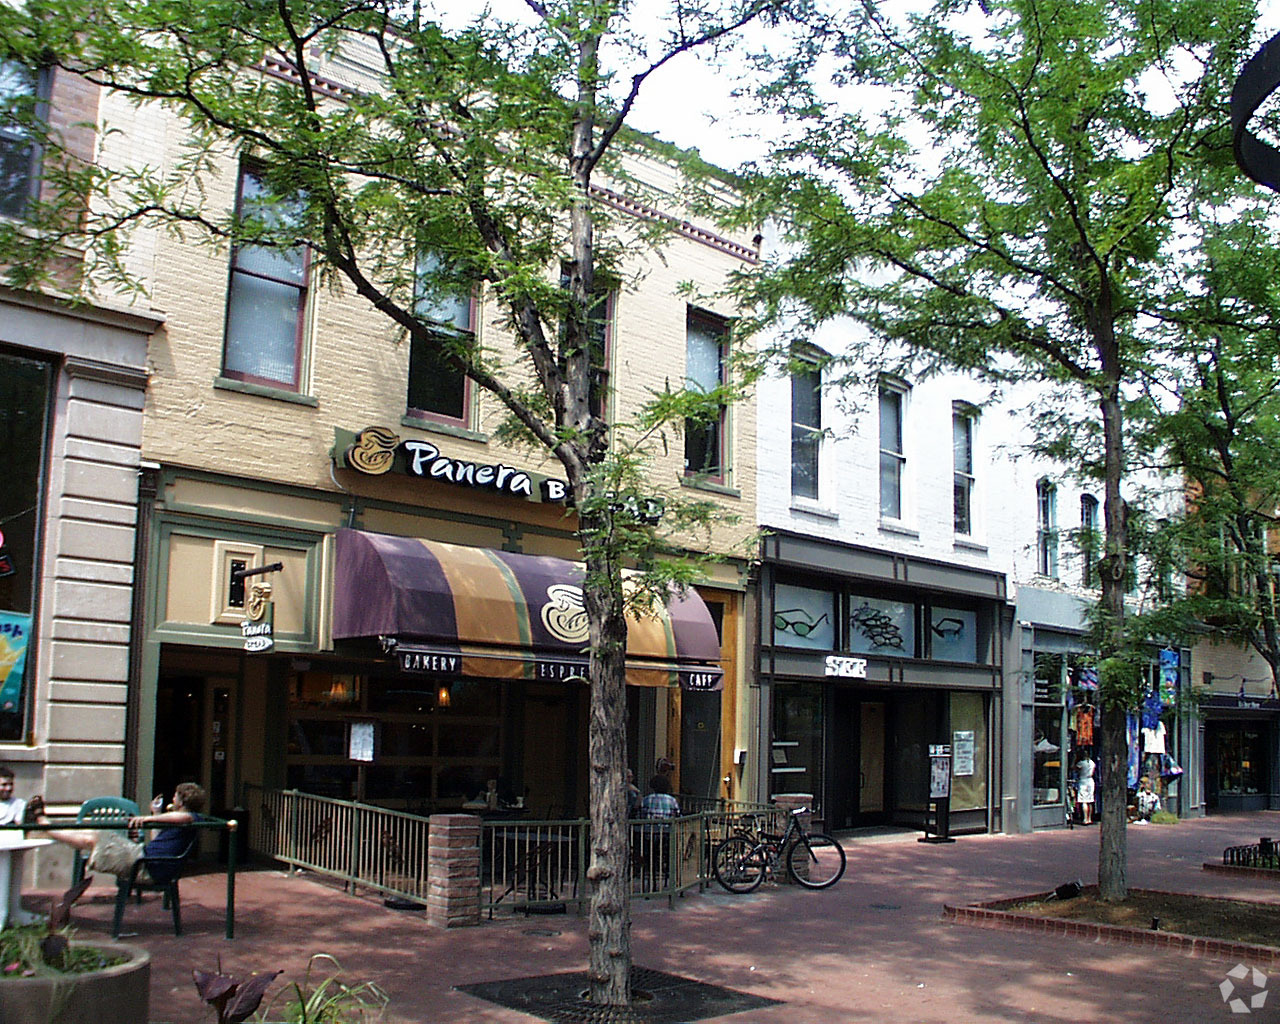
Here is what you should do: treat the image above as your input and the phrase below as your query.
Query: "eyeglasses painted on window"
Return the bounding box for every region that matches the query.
[774,608,829,637]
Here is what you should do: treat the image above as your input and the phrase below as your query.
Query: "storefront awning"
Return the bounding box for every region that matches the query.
[332,529,723,690]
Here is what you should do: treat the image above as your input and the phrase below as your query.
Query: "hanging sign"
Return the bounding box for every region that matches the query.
[0,611,32,712]
[241,584,274,653]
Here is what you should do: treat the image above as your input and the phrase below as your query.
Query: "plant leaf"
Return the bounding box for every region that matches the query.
[225,970,282,1024]
[193,968,238,1006]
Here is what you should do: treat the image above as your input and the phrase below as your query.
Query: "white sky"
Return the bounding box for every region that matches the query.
[424,1,1280,173]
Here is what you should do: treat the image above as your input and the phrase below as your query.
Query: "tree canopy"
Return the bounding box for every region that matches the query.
[734,0,1273,897]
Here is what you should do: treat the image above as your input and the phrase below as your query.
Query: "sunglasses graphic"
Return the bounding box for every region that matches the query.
[775,609,829,637]
[931,616,965,639]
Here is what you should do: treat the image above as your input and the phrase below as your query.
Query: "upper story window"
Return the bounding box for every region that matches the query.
[684,309,728,481]
[1037,478,1058,578]
[1080,493,1099,587]
[0,61,43,219]
[409,250,474,425]
[791,354,822,501]
[222,165,310,391]
[559,267,613,422]
[878,382,907,519]
[953,403,976,536]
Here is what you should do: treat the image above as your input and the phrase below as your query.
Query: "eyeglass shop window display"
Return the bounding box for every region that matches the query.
[763,573,999,834]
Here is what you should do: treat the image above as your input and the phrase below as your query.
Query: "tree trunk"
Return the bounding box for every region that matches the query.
[582,533,632,1006]
[1096,362,1129,900]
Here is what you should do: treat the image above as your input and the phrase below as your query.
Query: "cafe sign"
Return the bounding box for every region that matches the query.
[337,426,570,504]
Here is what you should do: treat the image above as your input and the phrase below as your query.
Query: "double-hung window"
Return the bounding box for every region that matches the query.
[878,383,906,519]
[558,268,613,422]
[791,355,821,501]
[409,251,474,425]
[0,61,42,219]
[1080,494,1099,586]
[953,404,976,536]
[684,310,728,480]
[1037,479,1058,578]
[223,166,310,391]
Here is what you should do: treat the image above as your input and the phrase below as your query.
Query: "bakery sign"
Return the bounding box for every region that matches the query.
[336,426,570,504]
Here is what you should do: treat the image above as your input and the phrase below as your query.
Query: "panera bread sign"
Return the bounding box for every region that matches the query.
[338,426,569,504]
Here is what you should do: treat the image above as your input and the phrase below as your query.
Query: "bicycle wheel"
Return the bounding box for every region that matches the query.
[785,831,846,889]
[713,837,766,893]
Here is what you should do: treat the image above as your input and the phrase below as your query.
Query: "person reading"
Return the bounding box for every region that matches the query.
[28,782,206,881]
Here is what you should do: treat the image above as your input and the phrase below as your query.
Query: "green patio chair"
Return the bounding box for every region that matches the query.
[71,796,139,884]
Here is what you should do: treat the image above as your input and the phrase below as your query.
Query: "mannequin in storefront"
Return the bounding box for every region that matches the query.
[1135,775,1161,821]
[1074,753,1096,825]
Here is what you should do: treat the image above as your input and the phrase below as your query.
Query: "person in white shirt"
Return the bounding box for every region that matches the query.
[0,765,26,825]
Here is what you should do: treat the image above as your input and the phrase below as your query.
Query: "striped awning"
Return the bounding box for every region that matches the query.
[332,529,723,690]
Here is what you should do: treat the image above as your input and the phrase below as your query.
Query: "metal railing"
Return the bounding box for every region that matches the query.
[246,785,433,903]
[244,786,790,918]
[1223,836,1280,869]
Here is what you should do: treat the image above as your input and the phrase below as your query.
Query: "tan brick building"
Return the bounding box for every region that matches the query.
[0,52,758,885]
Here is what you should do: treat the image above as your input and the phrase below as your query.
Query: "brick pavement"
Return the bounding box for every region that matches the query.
[24,811,1280,1023]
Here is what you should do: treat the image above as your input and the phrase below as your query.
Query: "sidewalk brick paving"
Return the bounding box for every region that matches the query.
[25,811,1280,1023]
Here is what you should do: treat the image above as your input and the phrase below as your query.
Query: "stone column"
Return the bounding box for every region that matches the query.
[426,813,481,928]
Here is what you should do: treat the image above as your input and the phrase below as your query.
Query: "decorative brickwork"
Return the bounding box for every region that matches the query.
[426,814,481,929]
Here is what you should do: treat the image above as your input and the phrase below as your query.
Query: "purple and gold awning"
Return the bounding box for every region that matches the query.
[332,529,723,690]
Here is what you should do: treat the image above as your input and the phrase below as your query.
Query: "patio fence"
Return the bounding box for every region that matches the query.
[244,785,783,917]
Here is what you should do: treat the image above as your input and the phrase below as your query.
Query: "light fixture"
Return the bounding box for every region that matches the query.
[436,682,452,708]
[327,677,349,703]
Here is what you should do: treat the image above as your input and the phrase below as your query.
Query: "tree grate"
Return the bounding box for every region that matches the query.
[456,966,781,1024]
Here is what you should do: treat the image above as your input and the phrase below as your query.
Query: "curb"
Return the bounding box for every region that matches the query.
[942,889,1280,965]
[1202,862,1280,881]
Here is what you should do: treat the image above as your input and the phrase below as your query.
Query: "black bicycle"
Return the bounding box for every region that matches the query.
[712,808,846,893]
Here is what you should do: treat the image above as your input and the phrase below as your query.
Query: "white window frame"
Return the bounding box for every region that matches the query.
[878,380,909,522]
[1037,478,1059,579]
[953,403,977,538]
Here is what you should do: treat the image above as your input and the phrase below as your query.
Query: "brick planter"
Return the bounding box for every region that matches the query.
[943,889,1280,965]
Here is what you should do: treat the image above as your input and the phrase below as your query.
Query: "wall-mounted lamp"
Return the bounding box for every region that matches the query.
[436,682,452,708]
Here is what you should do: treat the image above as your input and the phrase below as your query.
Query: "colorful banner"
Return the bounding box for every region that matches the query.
[0,611,32,713]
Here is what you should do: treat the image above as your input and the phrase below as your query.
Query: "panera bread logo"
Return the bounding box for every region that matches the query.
[541,584,590,644]
[343,426,570,504]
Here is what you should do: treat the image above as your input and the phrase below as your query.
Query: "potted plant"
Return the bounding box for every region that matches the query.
[0,879,151,1024]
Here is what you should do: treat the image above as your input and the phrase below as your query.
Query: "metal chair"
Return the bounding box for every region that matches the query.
[71,797,139,884]
[111,829,198,937]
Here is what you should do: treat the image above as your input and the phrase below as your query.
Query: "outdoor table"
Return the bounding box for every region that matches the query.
[0,832,52,927]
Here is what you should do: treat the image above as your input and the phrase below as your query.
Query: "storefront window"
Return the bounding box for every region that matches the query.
[848,596,916,657]
[773,583,835,650]
[930,606,977,663]
[0,350,52,741]
[949,692,987,811]
[771,683,823,807]
[1215,727,1268,795]
[286,668,504,809]
[1032,652,1065,806]
[1032,706,1064,805]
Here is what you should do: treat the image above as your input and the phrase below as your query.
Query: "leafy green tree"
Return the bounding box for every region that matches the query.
[1130,209,1280,692]
[0,0,794,1002]
[735,0,1264,898]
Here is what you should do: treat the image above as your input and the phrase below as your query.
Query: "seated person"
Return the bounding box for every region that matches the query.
[0,765,25,825]
[1135,777,1161,821]
[29,782,205,881]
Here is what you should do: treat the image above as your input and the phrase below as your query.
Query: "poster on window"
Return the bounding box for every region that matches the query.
[953,730,975,776]
[773,583,835,650]
[0,611,31,713]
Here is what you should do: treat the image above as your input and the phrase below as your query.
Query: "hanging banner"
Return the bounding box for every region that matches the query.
[0,611,32,713]
[1158,648,1179,706]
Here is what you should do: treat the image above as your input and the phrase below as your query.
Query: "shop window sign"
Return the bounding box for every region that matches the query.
[848,596,915,657]
[773,583,835,650]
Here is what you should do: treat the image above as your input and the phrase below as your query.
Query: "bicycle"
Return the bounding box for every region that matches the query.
[712,807,846,893]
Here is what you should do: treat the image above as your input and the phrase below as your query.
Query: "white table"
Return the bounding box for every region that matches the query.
[0,833,52,927]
